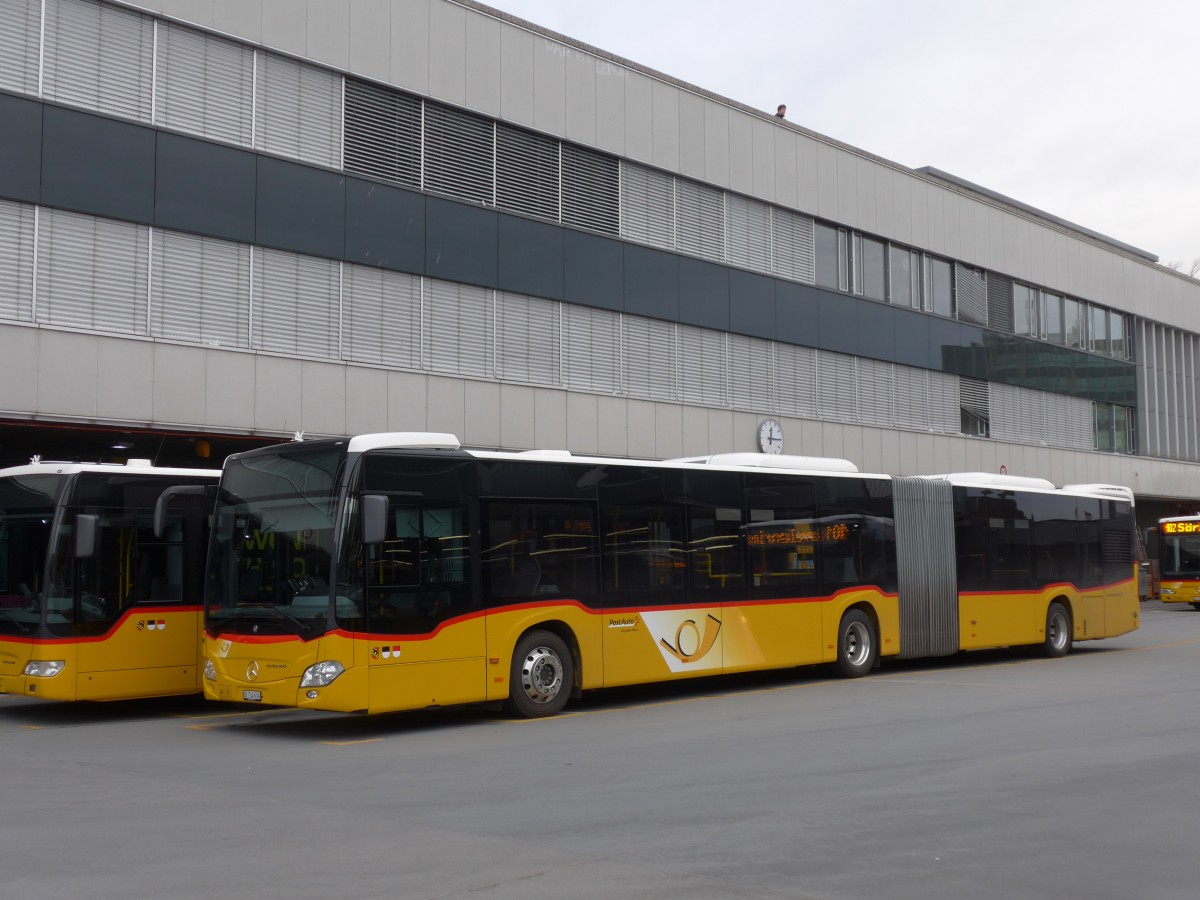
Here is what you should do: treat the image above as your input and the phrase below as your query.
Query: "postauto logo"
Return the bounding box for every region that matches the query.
[641,610,722,674]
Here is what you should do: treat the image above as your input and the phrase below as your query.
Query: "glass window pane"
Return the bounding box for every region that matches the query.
[1043,292,1063,344]
[925,255,953,317]
[889,244,912,307]
[1013,283,1031,335]
[1063,297,1083,349]
[1095,403,1114,451]
[1091,305,1109,354]
[1109,311,1126,359]
[814,223,840,290]
[862,237,886,302]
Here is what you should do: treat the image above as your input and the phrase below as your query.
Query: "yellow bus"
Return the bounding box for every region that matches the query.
[201,434,1139,717]
[1154,516,1200,609]
[0,460,219,701]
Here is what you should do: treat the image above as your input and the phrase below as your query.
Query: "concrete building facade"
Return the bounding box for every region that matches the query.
[1,0,1199,509]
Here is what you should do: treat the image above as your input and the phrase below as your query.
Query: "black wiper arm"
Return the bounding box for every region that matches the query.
[0,609,31,634]
[206,605,313,635]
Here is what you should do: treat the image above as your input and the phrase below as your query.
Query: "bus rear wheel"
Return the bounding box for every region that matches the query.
[1041,601,1072,658]
[1190,602,1200,611]
[506,630,573,718]
[835,609,877,678]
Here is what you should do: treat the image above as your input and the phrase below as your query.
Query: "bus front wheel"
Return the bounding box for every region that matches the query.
[1041,601,1072,658]
[835,609,877,678]
[506,630,574,718]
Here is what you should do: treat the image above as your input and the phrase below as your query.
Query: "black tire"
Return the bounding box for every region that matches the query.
[1041,601,1073,658]
[505,630,574,718]
[1191,602,1200,611]
[835,609,877,678]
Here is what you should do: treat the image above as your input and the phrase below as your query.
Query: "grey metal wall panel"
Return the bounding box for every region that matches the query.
[729,269,774,340]
[0,93,42,204]
[344,176,426,273]
[563,229,623,312]
[623,244,678,322]
[497,213,564,301]
[678,257,729,331]
[305,0,350,72]
[650,79,679,172]
[254,155,346,260]
[892,476,958,658]
[817,291,857,356]
[857,300,896,362]
[593,59,625,155]
[774,280,820,349]
[499,22,534,127]
[347,0,392,85]
[425,196,498,288]
[154,131,257,243]
[465,12,501,115]
[427,0,466,105]
[41,105,156,224]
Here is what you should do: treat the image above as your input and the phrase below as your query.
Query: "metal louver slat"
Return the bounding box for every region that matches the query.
[674,178,724,262]
[563,303,620,393]
[989,382,1022,443]
[344,78,421,188]
[986,272,1014,332]
[857,359,894,427]
[892,366,929,430]
[726,194,771,272]
[0,199,35,323]
[255,51,341,168]
[0,0,40,95]
[927,371,961,434]
[678,325,727,406]
[959,377,989,419]
[561,144,619,236]
[341,264,421,369]
[774,342,817,417]
[36,208,148,334]
[252,248,339,358]
[496,291,560,385]
[155,22,254,146]
[1044,392,1094,450]
[43,0,154,122]
[730,334,773,411]
[424,280,493,378]
[151,229,249,347]
[620,162,674,250]
[955,263,988,325]
[424,103,494,204]
[771,207,816,284]
[623,316,676,401]
[815,351,857,422]
[496,123,559,221]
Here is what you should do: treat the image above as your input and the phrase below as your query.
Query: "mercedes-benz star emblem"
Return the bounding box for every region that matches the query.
[246,661,259,682]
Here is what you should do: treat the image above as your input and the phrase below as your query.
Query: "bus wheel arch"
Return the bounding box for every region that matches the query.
[504,624,578,718]
[834,605,879,678]
[1040,599,1073,658]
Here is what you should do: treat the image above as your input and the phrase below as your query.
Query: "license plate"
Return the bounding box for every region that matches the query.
[242,689,263,702]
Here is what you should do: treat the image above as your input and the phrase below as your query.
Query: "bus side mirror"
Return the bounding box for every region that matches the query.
[75,514,99,559]
[154,485,212,538]
[361,494,389,546]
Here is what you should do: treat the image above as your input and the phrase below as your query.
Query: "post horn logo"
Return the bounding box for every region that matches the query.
[659,614,722,664]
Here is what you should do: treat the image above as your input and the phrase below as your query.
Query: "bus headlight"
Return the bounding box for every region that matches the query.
[300,661,345,687]
[204,660,216,681]
[1162,588,1176,595]
[23,660,65,677]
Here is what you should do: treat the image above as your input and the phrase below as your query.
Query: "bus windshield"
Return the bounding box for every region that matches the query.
[1159,528,1200,579]
[0,474,65,635]
[205,445,347,637]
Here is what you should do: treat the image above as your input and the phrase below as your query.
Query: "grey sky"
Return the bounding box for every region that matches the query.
[485,0,1200,269]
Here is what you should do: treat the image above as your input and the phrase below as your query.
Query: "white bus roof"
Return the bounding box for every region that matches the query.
[0,459,221,480]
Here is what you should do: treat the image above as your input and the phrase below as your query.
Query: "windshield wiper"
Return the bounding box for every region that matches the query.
[206,605,322,637]
[0,609,32,635]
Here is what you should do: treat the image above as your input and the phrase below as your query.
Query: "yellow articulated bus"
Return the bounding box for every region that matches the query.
[201,434,1139,717]
[1154,516,1200,609]
[0,460,219,701]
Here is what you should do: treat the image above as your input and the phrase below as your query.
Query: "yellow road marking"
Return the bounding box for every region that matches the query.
[175,707,292,721]
[21,724,43,730]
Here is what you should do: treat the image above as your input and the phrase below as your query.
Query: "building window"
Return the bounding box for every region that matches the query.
[855,235,886,302]
[1063,297,1084,349]
[1090,305,1110,355]
[889,244,919,308]
[1041,292,1063,344]
[814,222,846,291]
[1109,311,1128,360]
[924,255,953,317]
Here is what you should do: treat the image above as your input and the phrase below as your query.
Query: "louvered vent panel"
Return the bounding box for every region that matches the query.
[730,334,774,411]
[986,272,1014,332]
[155,22,254,146]
[955,263,988,326]
[43,0,154,122]
[674,178,724,262]
[496,291,560,385]
[424,103,494,204]
[620,162,674,250]
[678,325,727,406]
[1044,392,1094,450]
[857,359,895,427]
[927,371,962,434]
[988,382,1023,444]
[340,264,421,369]
[893,367,930,430]
[252,248,339,358]
[424,280,493,378]
[344,78,421,188]
[151,229,249,347]
[775,342,817,417]
[563,303,620,393]
[623,316,676,401]
[771,207,816,283]
[561,144,619,236]
[496,124,559,221]
[0,0,40,95]
[815,351,858,422]
[255,52,341,168]
[36,208,148,334]
[0,200,35,322]
[726,194,771,272]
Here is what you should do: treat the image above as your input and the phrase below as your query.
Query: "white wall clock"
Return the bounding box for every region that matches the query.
[757,418,784,454]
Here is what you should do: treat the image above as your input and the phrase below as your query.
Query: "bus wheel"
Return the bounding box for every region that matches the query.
[1041,601,1073,658]
[1191,603,1200,611]
[506,630,573,718]
[835,609,877,678]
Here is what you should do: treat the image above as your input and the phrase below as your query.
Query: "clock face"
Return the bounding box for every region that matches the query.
[758,418,784,454]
